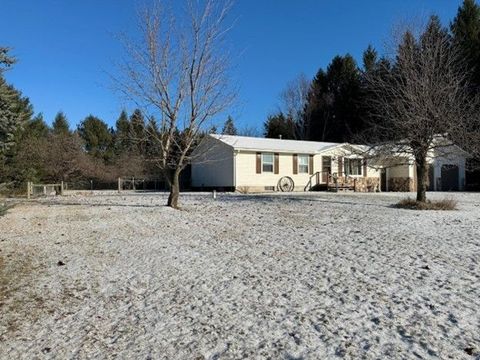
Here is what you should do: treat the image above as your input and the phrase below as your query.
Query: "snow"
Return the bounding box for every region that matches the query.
[210,134,338,154]
[1,191,479,359]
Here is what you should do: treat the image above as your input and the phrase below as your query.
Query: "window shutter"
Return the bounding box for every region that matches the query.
[293,154,298,175]
[256,153,261,174]
[274,153,279,174]
[309,155,314,175]
[338,157,343,176]
[363,159,368,177]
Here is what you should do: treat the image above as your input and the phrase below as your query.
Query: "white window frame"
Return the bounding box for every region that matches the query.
[262,153,274,173]
[298,154,309,174]
[344,157,363,176]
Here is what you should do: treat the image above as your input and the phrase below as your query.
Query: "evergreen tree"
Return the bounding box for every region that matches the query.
[130,109,146,154]
[362,45,378,73]
[145,117,159,153]
[222,115,237,135]
[52,111,70,135]
[451,0,480,88]
[25,113,49,139]
[77,115,113,158]
[114,110,131,153]
[208,125,218,134]
[0,47,16,72]
[263,113,296,139]
[0,50,33,153]
[304,54,363,142]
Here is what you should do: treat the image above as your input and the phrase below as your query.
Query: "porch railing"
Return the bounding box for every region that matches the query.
[304,170,331,191]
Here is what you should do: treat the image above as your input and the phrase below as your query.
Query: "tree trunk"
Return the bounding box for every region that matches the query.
[416,157,428,203]
[167,169,181,209]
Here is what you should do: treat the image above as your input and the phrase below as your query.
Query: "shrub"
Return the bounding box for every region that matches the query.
[0,202,9,217]
[395,197,457,210]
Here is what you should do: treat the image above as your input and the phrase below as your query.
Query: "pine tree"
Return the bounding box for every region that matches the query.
[303,55,363,142]
[25,113,49,139]
[263,113,296,139]
[362,45,378,73]
[77,115,113,158]
[145,116,160,157]
[52,111,70,135]
[130,109,146,154]
[0,47,16,72]
[222,116,237,135]
[451,0,480,88]
[0,50,33,153]
[114,110,131,153]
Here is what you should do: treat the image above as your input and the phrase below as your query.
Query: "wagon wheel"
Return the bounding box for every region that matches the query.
[277,176,294,192]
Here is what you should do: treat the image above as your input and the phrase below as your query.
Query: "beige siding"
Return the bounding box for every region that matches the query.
[389,164,410,178]
[318,149,381,178]
[234,148,380,191]
[235,151,313,191]
[191,141,381,191]
[191,137,234,187]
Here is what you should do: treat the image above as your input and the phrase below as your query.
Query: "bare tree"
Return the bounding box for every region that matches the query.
[362,16,480,202]
[278,73,310,139]
[114,0,235,208]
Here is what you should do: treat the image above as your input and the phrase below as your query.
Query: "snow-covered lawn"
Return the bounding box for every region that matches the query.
[1,191,479,359]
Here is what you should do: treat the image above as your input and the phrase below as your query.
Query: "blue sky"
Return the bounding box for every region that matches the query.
[0,0,462,131]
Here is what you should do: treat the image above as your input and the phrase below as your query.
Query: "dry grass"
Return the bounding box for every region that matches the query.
[0,203,9,217]
[236,186,251,194]
[396,197,457,210]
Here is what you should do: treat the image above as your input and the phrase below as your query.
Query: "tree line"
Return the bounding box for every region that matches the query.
[264,0,480,144]
[0,74,242,192]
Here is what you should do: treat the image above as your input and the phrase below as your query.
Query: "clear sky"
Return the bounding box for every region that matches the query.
[0,0,462,131]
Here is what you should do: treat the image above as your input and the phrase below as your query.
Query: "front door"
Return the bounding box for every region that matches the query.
[322,156,332,183]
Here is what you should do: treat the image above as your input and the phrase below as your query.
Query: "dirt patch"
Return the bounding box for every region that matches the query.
[0,251,47,339]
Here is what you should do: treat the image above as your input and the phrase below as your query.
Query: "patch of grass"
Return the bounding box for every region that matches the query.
[0,201,12,217]
[395,197,457,210]
[0,204,8,217]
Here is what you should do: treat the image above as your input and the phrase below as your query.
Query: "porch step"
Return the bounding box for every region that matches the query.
[309,183,328,191]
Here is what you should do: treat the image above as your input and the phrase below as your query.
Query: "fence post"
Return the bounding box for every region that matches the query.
[27,181,31,199]
[118,178,122,193]
[132,177,135,190]
[60,181,64,195]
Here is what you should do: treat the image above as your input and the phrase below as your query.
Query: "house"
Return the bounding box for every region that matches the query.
[191,134,467,192]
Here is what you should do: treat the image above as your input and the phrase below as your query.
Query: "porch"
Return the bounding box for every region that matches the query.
[304,171,380,192]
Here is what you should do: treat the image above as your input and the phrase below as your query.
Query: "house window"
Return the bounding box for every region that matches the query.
[344,158,362,176]
[298,154,309,174]
[262,153,274,173]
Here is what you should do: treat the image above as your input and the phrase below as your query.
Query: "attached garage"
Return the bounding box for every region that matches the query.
[441,165,459,191]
